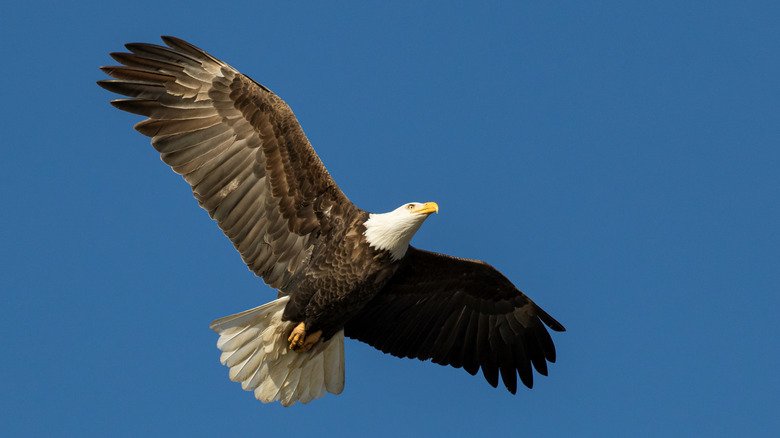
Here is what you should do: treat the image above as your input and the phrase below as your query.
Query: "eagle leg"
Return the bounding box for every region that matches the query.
[288,322,306,350]
[301,330,322,351]
[287,322,323,352]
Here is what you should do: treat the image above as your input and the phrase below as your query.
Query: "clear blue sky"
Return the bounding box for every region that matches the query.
[2,1,778,437]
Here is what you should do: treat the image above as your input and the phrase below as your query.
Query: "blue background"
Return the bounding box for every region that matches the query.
[2,1,778,436]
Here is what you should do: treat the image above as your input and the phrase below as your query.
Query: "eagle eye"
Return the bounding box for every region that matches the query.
[406,204,416,210]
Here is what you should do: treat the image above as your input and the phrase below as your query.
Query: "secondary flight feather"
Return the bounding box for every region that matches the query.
[98,36,565,406]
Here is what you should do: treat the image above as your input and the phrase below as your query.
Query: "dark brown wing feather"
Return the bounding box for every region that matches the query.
[98,36,353,289]
[344,247,565,393]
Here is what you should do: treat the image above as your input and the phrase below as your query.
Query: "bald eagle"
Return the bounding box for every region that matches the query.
[98,36,565,406]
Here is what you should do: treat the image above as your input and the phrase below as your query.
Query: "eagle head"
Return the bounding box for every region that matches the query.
[363,202,439,260]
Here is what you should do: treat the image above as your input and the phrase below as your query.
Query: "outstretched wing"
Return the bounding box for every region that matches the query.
[98,36,354,290]
[344,247,565,393]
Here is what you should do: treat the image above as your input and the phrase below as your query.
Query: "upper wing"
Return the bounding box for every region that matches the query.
[344,247,565,393]
[98,36,353,290]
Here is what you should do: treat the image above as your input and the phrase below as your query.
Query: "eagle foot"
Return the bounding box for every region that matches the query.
[288,322,322,352]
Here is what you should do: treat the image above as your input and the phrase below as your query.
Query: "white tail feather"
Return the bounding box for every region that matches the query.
[209,296,345,406]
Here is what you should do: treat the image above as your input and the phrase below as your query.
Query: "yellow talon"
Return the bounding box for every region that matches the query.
[287,322,322,352]
[301,330,322,352]
[288,322,306,350]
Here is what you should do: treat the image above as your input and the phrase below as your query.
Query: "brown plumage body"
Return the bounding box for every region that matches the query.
[281,209,399,341]
[98,36,565,402]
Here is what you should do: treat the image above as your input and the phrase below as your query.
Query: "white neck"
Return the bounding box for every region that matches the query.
[363,212,426,261]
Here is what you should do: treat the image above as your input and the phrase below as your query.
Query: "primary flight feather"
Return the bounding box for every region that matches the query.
[98,36,565,406]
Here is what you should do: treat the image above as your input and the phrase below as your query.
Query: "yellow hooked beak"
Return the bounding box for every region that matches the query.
[411,202,439,215]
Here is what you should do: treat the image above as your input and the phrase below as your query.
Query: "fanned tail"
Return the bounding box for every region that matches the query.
[209,296,345,406]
